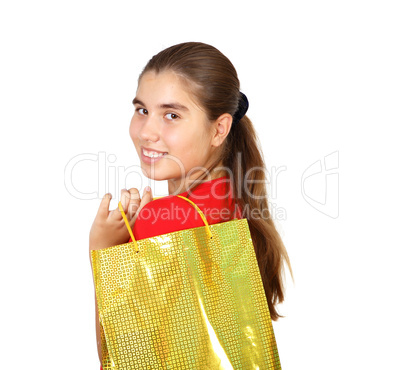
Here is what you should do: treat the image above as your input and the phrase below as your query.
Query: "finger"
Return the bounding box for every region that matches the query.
[127,188,141,219]
[111,189,130,220]
[97,193,112,219]
[121,189,132,212]
[134,186,153,220]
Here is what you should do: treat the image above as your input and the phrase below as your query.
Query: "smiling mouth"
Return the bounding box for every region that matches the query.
[142,148,168,158]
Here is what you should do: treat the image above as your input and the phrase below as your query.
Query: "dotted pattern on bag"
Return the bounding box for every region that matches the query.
[91,219,281,369]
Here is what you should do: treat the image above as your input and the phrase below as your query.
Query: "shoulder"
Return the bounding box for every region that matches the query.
[132,195,205,240]
[137,195,202,221]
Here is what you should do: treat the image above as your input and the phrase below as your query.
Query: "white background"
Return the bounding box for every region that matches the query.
[1,1,401,369]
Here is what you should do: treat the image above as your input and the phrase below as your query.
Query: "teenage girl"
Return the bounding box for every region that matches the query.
[89,41,291,367]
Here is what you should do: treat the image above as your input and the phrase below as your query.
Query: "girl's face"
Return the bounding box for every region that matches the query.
[129,70,216,193]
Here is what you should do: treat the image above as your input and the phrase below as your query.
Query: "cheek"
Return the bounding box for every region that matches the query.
[129,117,140,143]
[163,130,180,149]
[168,129,210,160]
[164,129,196,155]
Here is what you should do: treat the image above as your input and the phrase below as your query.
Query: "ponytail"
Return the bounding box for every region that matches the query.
[223,115,292,320]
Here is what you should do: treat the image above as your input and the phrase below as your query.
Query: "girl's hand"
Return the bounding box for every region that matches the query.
[89,187,153,251]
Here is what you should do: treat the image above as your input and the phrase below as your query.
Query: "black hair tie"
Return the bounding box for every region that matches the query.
[232,92,249,128]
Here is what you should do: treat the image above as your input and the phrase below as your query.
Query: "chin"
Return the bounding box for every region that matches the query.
[140,167,169,181]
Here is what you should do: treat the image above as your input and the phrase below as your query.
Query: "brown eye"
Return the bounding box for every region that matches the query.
[136,108,147,115]
[166,113,179,120]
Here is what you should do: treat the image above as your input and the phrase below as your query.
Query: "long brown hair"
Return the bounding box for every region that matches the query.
[139,42,292,320]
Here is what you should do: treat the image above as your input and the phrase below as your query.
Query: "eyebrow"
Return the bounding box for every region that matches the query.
[132,97,190,112]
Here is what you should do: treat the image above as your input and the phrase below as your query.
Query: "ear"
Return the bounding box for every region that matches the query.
[211,113,233,147]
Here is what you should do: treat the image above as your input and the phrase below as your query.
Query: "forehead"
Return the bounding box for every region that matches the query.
[137,71,184,95]
[136,70,202,110]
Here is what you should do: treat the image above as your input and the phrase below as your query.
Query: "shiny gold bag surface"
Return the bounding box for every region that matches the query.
[91,196,281,369]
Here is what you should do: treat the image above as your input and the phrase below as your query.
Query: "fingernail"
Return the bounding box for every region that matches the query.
[144,186,151,193]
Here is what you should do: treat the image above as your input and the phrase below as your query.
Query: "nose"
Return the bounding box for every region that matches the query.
[138,114,160,142]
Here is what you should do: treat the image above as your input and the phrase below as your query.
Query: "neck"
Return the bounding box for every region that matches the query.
[167,167,227,195]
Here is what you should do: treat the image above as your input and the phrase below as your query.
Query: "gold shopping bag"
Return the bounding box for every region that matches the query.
[91,195,281,369]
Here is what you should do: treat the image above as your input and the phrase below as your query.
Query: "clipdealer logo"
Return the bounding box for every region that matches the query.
[64,150,339,219]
